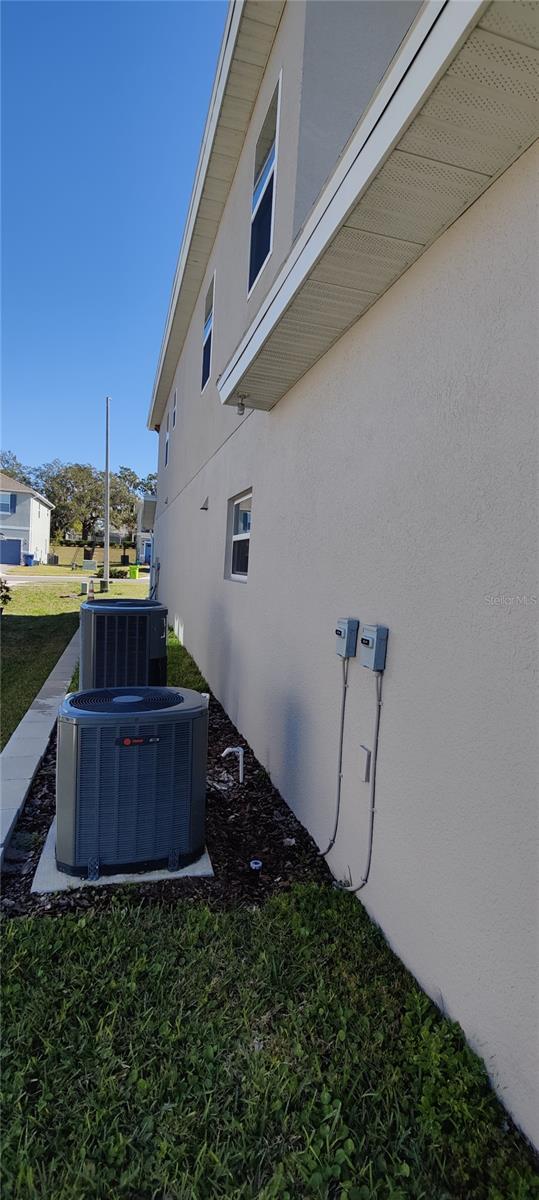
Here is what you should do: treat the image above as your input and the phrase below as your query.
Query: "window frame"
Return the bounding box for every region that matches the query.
[201,273,215,392]
[164,411,170,468]
[247,73,282,299]
[0,493,16,514]
[172,389,177,429]
[229,490,252,583]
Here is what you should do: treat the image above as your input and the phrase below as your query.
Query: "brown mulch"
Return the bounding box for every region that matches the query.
[0,694,331,918]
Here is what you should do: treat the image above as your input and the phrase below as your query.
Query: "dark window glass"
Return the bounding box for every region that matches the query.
[232,538,249,576]
[249,174,274,290]
[201,333,212,389]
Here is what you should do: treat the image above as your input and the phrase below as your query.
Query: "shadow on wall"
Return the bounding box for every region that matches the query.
[207,598,235,716]
[195,596,316,829]
[269,686,312,822]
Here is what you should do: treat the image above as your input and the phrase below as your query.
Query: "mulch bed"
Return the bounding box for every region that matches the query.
[1,695,331,917]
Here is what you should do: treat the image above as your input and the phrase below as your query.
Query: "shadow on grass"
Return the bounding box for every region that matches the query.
[0,611,79,748]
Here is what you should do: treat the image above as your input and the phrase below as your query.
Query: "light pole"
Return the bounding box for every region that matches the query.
[103,396,111,592]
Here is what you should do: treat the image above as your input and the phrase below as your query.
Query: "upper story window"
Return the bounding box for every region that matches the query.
[248,80,280,295]
[201,276,214,391]
[164,412,170,468]
[0,492,17,514]
[172,389,177,429]
[230,491,252,581]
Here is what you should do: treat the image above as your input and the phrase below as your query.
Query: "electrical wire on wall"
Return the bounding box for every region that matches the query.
[334,670,384,894]
[150,559,160,600]
[319,656,350,856]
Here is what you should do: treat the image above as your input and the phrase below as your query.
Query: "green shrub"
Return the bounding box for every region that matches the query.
[95,566,128,579]
[0,576,12,609]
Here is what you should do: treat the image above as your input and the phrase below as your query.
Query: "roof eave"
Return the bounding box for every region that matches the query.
[147,0,284,431]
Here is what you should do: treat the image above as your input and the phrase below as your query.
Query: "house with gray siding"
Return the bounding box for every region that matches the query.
[148,0,539,1147]
[0,472,54,565]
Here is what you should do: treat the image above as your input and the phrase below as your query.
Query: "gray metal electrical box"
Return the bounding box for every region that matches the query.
[360,624,388,670]
[335,618,359,658]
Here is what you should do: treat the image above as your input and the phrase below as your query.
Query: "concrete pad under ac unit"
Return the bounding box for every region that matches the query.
[31,819,214,895]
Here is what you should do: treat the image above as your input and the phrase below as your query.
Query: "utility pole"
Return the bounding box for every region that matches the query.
[103,396,111,592]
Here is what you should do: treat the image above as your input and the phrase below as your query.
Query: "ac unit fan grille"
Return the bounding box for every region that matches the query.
[76,721,192,865]
[94,613,149,687]
[71,690,184,713]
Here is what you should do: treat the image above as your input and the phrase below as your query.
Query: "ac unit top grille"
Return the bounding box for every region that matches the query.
[83,599,165,612]
[70,689,184,713]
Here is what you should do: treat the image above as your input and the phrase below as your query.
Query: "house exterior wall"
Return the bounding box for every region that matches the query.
[154,144,539,1147]
[292,0,421,238]
[28,497,51,562]
[157,0,306,495]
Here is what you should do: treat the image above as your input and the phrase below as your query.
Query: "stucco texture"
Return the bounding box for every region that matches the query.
[154,144,539,1147]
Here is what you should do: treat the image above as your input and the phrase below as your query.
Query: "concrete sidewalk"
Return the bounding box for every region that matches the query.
[0,631,79,867]
[5,575,147,586]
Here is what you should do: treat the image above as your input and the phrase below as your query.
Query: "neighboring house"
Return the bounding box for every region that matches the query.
[136,494,156,564]
[0,472,54,564]
[148,0,539,1148]
[92,521,131,546]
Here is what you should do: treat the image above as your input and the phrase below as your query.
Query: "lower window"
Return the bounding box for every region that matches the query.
[228,491,252,581]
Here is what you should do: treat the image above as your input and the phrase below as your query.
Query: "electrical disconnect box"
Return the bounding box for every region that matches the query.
[335,618,359,658]
[360,624,388,671]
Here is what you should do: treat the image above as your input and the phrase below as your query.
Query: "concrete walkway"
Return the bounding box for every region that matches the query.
[5,576,146,587]
[0,631,79,867]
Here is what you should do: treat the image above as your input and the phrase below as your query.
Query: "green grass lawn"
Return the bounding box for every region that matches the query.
[167,627,208,692]
[0,582,148,748]
[1,886,537,1200]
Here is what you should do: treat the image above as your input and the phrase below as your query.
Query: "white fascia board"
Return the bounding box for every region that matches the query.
[147,0,244,429]
[218,0,488,405]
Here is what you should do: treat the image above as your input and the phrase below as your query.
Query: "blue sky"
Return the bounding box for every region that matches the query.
[1,0,227,479]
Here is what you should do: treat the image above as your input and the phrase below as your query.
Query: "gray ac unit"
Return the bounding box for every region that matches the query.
[79,598,167,689]
[56,686,208,878]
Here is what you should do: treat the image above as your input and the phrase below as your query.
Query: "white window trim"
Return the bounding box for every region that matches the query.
[247,72,282,301]
[164,411,170,467]
[201,271,216,393]
[230,490,252,582]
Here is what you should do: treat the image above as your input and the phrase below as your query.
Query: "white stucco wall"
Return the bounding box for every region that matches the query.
[154,144,539,1147]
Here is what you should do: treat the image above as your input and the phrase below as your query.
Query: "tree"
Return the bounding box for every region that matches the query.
[118,466,157,496]
[33,462,103,540]
[2,454,156,541]
[110,472,137,537]
[0,451,33,486]
[139,472,157,495]
[117,466,140,494]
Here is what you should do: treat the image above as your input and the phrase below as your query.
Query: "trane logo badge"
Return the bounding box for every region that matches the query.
[116,736,161,748]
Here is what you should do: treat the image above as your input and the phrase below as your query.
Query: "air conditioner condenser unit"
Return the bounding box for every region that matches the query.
[56,686,208,879]
[79,598,167,689]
